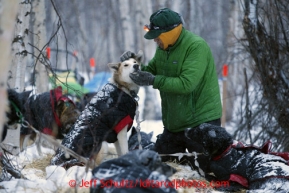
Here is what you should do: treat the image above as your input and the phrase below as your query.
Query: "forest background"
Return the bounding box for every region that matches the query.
[1,0,289,151]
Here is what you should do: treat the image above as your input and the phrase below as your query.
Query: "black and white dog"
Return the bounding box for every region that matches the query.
[185,123,289,192]
[50,51,144,168]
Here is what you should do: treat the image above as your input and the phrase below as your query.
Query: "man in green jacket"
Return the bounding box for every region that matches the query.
[121,8,222,170]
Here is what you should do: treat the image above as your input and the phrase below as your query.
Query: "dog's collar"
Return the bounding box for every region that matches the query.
[9,100,24,123]
[107,83,139,103]
[130,91,139,101]
[212,140,239,161]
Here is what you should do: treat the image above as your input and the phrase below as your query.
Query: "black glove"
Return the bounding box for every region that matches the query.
[120,51,135,62]
[129,71,155,86]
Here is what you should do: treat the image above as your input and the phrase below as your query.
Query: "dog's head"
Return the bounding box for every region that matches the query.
[108,50,143,94]
[128,127,154,151]
[185,123,233,156]
[56,100,80,137]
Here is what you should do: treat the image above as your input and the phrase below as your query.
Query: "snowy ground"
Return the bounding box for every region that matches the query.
[0,85,235,192]
[0,120,225,193]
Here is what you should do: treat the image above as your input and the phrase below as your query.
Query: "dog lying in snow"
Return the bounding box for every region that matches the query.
[185,123,289,192]
[50,51,143,168]
[3,87,80,151]
[128,127,155,151]
[90,149,176,193]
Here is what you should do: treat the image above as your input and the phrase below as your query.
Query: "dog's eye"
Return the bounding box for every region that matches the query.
[124,64,128,67]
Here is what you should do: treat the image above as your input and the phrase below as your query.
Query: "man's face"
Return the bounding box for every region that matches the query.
[154,37,164,49]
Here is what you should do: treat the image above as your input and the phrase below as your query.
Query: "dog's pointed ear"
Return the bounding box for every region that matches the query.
[134,50,144,63]
[108,63,120,71]
[148,131,153,140]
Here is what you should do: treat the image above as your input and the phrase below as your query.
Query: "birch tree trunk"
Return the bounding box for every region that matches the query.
[119,0,134,50]
[0,0,19,141]
[225,0,246,122]
[133,0,161,120]
[107,0,118,63]
[32,0,48,93]
[8,1,31,91]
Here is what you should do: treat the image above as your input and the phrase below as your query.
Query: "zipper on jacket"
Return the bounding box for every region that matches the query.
[166,49,170,60]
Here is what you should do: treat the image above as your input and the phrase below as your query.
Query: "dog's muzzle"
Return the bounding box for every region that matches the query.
[133,64,140,71]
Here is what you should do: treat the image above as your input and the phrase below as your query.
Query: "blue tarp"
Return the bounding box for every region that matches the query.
[84,72,112,92]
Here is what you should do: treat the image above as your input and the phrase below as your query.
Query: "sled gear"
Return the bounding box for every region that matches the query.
[144,8,182,40]
[129,71,155,86]
[51,83,137,166]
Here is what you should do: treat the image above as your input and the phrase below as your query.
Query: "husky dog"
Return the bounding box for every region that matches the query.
[50,51,143,168]
[128,127,155,151]
[185,123,289,192]
[21,87,80,137]
[2,88,80,151]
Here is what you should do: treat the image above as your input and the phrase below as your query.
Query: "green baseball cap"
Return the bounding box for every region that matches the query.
[144,8,182,40]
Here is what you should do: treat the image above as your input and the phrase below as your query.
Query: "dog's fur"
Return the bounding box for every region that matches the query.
[75,92,97,111]
[91,149,176,193]
[50,51,143,168]
[2,89,31,142]
[3,88,80,151]
[6,89,31,126]
[186,123,289,192]
[128,127,154,151]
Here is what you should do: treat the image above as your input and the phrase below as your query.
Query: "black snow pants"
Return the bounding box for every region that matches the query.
[154,119,221,173]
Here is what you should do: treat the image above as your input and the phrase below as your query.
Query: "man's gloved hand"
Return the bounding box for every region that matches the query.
[120,51,135,62]
[129,71,155,86]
